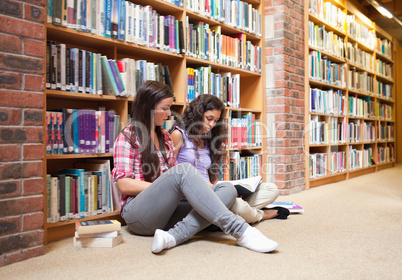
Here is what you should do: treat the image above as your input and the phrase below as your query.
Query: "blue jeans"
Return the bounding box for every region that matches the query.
[121,163,248,245]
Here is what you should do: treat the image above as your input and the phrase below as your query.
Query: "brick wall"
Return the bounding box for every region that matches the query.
[0,0,46,266]
[264,0,306,194]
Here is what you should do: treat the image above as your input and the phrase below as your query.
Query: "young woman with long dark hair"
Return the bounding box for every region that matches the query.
[112,81,278,254]
[171,94,289,224]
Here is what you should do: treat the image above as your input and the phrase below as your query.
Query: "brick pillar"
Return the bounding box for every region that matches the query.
[264,0,306,194]
[0,1,46,266]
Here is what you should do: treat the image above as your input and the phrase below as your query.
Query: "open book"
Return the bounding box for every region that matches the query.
[217,176,262,196]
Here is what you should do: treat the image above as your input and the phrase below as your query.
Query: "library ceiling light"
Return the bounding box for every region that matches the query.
[366,0,402,27]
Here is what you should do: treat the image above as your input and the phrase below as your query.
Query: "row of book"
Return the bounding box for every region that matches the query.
[349,146,374,170]
[186,21,261,73]
[309,51,347,87]
[47,160,118,223]
[348,67,374,94]
[228,113,261,148]
[346,42,375,72]
[309,88,346,115]
[308,0,346,33]
[375,80,393,100]
[308,0,393,59]
[186,0,262,36]
[46,109,119,155]
[378,145,395,163]
[308,21,346,60]
[226,152,262,182]
[309,116,347,145]
[377,123,394,141]
[346,15,376,49]
[375,60,392,79]
[309,116,386,145]
[348,121,376,143]
[376,38,393,59]
[348,96,375,119]
[48,0,185,54]
[74,220,122,248]
[46,42,175,97]
[186,67,240,107]
[309,144,395,178]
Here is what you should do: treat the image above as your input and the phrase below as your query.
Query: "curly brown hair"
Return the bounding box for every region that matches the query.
[176,94,227,182]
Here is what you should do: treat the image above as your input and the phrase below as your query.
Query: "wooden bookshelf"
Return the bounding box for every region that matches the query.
[305,0,396,188]
[44,0,265,243]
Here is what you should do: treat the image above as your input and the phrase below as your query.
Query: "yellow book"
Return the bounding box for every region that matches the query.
[75,220,121,235]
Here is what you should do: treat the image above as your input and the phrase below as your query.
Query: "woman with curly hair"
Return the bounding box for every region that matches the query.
[171,94,289,224]
[112,81,279,254]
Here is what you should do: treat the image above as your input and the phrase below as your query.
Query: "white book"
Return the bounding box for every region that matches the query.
[74,233,123,248]
[75,230,119,238]
[217,175,262,196]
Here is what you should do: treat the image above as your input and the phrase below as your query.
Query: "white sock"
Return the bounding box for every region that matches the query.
[152,229,177,254]
[236,226,278,253]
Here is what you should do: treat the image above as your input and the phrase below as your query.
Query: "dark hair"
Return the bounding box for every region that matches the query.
[124,80,174,182]
[176,94,226,182]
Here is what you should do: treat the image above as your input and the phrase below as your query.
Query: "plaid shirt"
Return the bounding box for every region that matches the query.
[112,124,177,209]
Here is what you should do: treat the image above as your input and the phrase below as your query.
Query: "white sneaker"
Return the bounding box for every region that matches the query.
[236,226,278,253]
[152,229,177,254]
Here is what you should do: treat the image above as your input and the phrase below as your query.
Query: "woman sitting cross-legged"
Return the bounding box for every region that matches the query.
[170,94,289,225]
[112,80,278,254]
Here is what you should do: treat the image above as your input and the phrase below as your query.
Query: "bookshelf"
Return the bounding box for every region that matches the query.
[305,0,396,188]
[44,0,265,243]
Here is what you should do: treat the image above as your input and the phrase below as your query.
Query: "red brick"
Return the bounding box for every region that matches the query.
[24,38,45,57]
[23,161,43,178]
[0,72,22,89]
[24,5,46,23]
[5,250,22,266]
[23,144,44,159]
[0,195,43,216]
[0,34,22,54]
[22,245,44,261]
[0,90,45,108]
[0,216,21,236]
[25,74,44,91]
[23,109,43,125]
[0,180,21,198]
[23,178,44,195]
[0,144,21,161]
[0,255,4,267]
[0,108,22,125]
[0,17,45,40]
[0,230,44,255]
[22,212,43,230]
[0,53,43,74]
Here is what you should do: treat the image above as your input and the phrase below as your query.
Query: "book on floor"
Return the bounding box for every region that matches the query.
[74,230,119,238]
[217,175,262,196]
[266,202,304,214]
[73,233,123,248]
[75,220,121,235]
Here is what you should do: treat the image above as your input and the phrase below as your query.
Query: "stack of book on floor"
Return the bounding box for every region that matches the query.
[74,220,122,248]
[266,202,304,214]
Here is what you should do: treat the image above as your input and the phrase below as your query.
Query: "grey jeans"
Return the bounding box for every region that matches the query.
[121,163,248,245]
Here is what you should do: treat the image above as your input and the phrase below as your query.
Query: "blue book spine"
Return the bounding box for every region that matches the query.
[118,0,125,40]
[72,109,79,153]
[104,0,112,37]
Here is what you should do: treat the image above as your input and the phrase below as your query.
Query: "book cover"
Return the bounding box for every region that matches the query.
[266,202,304,214]
[75,230,119,238]
[75,220,121,235]
[73,233,123,248]
[217,175,262,196]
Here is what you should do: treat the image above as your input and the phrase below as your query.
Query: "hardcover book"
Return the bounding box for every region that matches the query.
[75,220,121,235]
[73,233,123,248]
